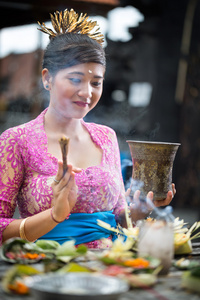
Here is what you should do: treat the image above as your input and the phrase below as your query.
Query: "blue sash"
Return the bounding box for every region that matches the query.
[37,211,117,245]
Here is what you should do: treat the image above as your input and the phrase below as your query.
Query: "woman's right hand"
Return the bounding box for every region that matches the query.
[51,161,81,222]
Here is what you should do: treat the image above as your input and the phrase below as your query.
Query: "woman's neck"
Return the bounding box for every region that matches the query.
[44,107,84,140]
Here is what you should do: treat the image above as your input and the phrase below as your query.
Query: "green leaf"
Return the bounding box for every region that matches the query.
[182,271,200,293]
[175,239,193,255]
[57,262,91,273]
[191,267,200,278]
[100,257,121,265]
[56,256,74,263]
[55,240,76,257]
[35,240,60,250]
[76,245,88,254]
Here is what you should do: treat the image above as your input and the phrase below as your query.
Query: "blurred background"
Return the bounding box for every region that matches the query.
[0,0,200,225]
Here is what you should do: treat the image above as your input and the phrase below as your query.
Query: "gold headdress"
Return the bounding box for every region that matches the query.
[37,8,104,46]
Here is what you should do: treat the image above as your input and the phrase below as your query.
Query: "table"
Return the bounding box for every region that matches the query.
[0,243,200,300]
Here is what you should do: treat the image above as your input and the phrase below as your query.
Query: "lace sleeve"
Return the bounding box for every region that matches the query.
[0,128,24,245]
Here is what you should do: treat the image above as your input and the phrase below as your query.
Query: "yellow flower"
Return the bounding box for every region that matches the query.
[103,237,134,260]
[123,227,139,239]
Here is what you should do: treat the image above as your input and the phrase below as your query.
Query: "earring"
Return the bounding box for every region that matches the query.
[46,84,49,89]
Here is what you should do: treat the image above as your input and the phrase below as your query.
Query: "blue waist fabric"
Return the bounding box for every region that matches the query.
[37,211,117,245]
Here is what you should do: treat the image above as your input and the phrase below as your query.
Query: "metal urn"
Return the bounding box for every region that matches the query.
[127,140,180,201]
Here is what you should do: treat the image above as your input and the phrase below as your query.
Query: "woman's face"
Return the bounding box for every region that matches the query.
[44,62,105,120]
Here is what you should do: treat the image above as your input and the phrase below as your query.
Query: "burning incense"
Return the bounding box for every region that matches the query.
[59,136,70,176]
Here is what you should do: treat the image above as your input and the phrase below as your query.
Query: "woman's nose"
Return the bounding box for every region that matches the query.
[78,83,92,98]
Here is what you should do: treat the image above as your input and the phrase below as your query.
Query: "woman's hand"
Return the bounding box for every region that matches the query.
[153,183,176,207]
[127,183,176,224]
[128,190,154,224]
[51,161,81,222]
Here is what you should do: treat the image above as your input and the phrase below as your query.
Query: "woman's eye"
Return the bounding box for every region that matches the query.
[92,82,102,87]
[69,78,81,84]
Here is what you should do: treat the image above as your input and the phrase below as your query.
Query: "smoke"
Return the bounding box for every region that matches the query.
[121,155,175,223]
[121,158,133,170]
[148,122,160,140]
[126,178,152,213]
[125,178,175,222]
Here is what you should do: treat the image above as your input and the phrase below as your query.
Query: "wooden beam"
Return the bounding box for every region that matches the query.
[0,0,118,29]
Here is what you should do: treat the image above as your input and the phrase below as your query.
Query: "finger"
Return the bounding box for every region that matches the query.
[52,161,64,185]
[153,199,169,207]
[134,190,140,201]
[56,172,75,197]
[146,191,154,201]
[154,191,173,207]
[53,164,73,190]
[172,183,176,196]
[60,165,73,186]
[125,188,131,197]
[66,172,76,190]
[146,191,154,209]
[72,167,82,173]
[68,174,78,194]
[154,199,164,207]
[70,181,78,194]
[167,190,173,200]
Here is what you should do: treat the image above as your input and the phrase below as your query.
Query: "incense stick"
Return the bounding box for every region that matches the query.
[59,136,70,176]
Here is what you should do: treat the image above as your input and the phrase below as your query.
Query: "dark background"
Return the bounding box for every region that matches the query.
[0,0,200,222]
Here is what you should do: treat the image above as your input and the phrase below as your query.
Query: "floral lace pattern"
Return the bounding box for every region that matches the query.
[0,109,126,247]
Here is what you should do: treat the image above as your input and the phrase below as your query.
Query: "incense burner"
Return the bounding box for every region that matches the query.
[127,140,180,201]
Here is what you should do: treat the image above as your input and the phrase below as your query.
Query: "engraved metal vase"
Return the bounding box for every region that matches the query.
[127,140,180,201]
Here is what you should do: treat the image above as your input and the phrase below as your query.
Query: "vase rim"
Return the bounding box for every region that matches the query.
[126,140,181,146]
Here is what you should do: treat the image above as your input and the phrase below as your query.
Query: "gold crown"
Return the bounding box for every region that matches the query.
[37,8,104,46]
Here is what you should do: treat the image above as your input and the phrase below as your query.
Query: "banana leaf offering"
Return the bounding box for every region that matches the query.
[0,238,88,264]
[0,238,54,264]
[1,264,41,295]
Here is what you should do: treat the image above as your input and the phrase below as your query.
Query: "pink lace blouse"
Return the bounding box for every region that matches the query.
[0,109,126,247]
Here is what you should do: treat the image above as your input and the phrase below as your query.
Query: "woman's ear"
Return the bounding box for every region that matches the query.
[42,68,52,90]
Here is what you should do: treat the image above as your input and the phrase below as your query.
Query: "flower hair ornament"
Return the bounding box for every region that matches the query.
[37,8,104,46]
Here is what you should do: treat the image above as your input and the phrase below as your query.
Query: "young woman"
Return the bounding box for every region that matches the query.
[0,9,175,248]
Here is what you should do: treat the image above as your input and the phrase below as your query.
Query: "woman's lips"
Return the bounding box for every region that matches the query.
[74,101,89,107]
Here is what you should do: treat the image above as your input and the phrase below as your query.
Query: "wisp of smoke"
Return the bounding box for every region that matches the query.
[121,159,133,170]
[126,178,175,221]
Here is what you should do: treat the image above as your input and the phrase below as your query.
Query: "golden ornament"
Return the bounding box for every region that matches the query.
[37,8,104,45]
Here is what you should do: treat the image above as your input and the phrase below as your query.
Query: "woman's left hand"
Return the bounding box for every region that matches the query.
[152,183,176,207]
[126,183,176,224]
[126,183,176,207]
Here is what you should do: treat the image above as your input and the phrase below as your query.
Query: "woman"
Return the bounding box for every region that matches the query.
[0,9,175,248]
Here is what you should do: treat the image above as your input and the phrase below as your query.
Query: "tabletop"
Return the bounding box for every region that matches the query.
[0,243,200,300]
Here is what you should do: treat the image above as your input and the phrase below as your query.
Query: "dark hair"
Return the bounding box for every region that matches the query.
[42,33,106,75]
